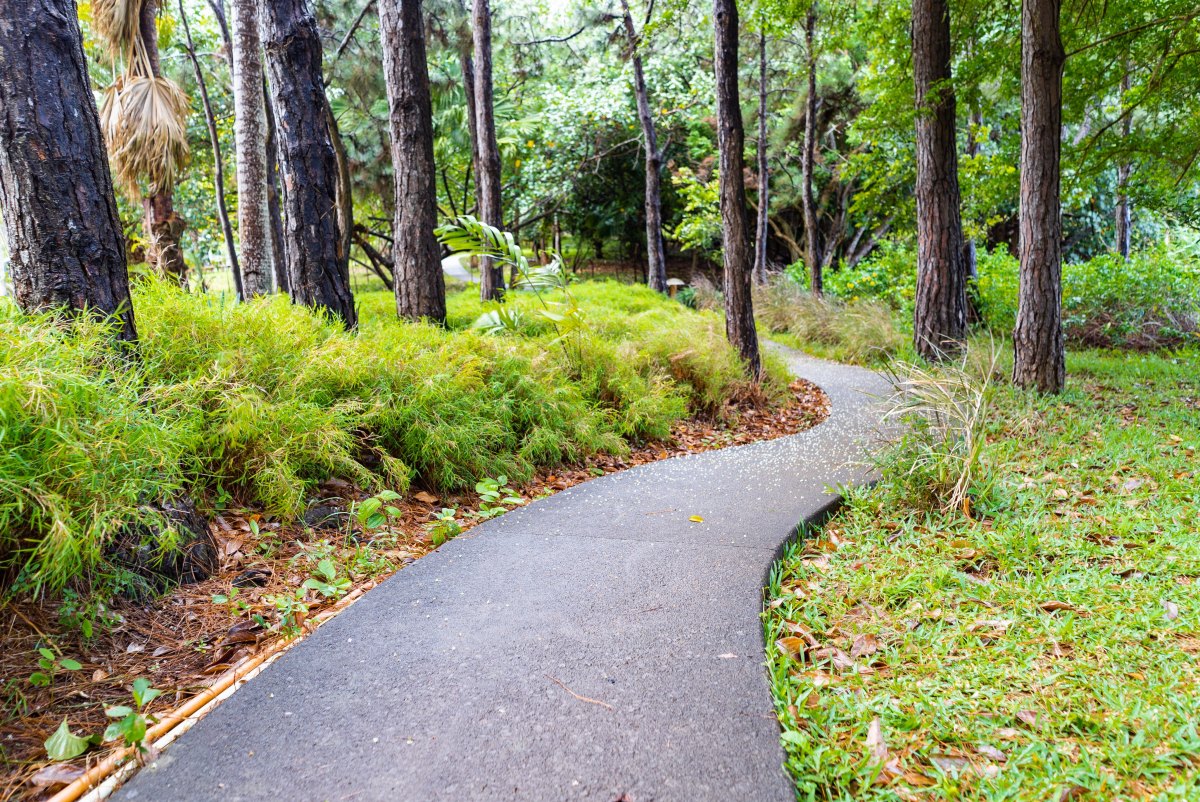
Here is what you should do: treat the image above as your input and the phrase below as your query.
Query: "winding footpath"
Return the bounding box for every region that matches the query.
[117,347,888,802]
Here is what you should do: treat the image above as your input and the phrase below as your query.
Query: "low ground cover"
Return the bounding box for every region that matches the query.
[765,347,1200,800]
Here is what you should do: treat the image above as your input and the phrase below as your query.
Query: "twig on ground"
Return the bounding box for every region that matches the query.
[545,675,613,710]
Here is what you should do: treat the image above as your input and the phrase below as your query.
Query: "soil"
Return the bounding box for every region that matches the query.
[0,379,829,801]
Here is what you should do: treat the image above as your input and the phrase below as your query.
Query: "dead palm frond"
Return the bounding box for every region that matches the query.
[91,0,145,56]
[100,73,191,196]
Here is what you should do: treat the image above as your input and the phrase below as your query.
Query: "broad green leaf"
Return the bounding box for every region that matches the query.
[45,718,93,761]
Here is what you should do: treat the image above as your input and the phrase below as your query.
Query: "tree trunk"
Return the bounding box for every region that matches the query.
[619,0,667,292]
[1012,0,1065,393]
[179,0,241,298]
[264,75,289,294]
[1114,65,1132,259]
[713,0,761,378]
[380,0,447,323]
[326,106,354,292]
[964,105,982,282]
[231,0,272,296]
[472,0,505,300]
[139,0,188,286]
[260,0,357,328]
[753,26,770,287]
[0,0,136,342]
[801,2,821,295]
[911,0,968,360]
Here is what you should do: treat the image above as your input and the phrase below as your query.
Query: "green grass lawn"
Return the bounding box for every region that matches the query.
[765,348,1200,800]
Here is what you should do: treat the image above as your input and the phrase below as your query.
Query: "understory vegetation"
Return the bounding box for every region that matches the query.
[0,280,780,599]
[765,347,1200,799]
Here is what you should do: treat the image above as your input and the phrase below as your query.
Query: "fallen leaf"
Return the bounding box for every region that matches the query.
[931,755,972,774]
[151,645,172,657]
[902,770,936,787]
[1039,600,1077,613]
[1052,488,1069,499]
[91,669,108,682]
[30,763,85,789]
[776,637,806,659]
[1163,600,1180,620]
[977,744,1007,762]
[413,491,438,505]
[1016,710,1038,727]
[125,643,145,654]
[865,717,887,765]
[717,653,737,659]
[688,515,704,523]
[810,646,854,670]
[222,538,244,557]
[850,633,880,659]
[784,621,820,647]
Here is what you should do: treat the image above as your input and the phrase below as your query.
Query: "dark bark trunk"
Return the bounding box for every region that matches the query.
[472,0,505,300]
[1114,65,1132,259]
[801,2,821,295]
[1012,0,1065,393]
[754,26,770,286]
[713,0,761,378]
[139,0,188,287]
[0,0,136,342]
[264,75,289,294]
[326,106,354,293]
[380,0,447,323]
[179,0,241,298]
[620,0,668,292]
[912,0,968,360]
[260,0,357,328]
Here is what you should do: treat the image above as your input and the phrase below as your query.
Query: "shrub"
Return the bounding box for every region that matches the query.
[755,279,907,363]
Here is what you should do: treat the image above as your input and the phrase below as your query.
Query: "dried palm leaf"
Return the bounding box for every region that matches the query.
[91,0,146,54]
[100,74,191,196]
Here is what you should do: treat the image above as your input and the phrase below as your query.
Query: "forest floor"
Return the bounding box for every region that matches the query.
[1,378,828,801]
[765,348,1200,800]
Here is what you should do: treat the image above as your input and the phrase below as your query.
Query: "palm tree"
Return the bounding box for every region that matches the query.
[92,0,191,285]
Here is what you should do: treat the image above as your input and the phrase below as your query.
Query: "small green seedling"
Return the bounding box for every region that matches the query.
[103,678,162,752]
[474,475,523,518]
[302,558,352,599]
[258,588,309,637]
[427,507,463,546]
[212,586,250,616]
[356,490,403,530]
[29,647,82,688]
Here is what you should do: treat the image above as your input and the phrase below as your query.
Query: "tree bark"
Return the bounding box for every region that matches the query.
[263,74,289,294]
[712,0,761,378]
[139,0,188,287]
[620,0,668,292]
[380,0,447,323]
[471,0,505,300]
[753,26,770,286]
[231,0,273,296]
[1012,0,1065,393]
[911,0,968,360]
[179,0,241,298]
[1114,65,1132,259]
[326,106,354,293]
[801,2,821,295]
[0,0,136,341]
[260,0,357,328]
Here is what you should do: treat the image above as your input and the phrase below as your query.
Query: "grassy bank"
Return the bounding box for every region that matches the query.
[1,279,781,598]
[765,347,1200,800]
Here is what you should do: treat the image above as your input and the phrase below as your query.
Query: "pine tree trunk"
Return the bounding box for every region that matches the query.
[1012,0,1065,393]
[912,0,968,360]
[260,0,357,328]
[753,27,770,287]
[139,0,188,286]
[0,0,136,342]
[620,0,667,292]
[801,2,822,295]
[380,0,447,323]
[472,0,505,300]
[713,0,761,378]
[231,0,273,296]
[1114,66,1132,259]
[264,76,289,294]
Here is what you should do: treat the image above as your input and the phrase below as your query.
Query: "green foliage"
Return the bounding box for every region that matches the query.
[301,558,352,600]
[426,508,462,547]
[28,647,82,689]
[44,717,98,762]
[473,475,523,519]
[355,490,403,531]
[103,678,162,752]
[1,278,767,599]
[669,167,722,259]
[755,279,908,364]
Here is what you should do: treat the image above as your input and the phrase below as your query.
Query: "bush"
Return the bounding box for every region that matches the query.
[755,279,907,364]
[1,278,776,597]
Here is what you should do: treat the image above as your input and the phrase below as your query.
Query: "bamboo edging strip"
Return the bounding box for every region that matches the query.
[47,581,379,802]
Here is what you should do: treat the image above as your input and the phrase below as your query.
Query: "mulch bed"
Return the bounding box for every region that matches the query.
[0,379,829,801]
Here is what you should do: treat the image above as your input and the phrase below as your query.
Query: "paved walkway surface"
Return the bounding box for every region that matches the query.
[118,347,888,802]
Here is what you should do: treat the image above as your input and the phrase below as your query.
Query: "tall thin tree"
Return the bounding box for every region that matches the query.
[231,0,273,296]
[1012,0,1066,392]
[380,0,447,322]
[713,0,762,377]
[260,0,358,328]
[912,0,968,359]
[619,0,668,292]
[472,0,505,300]
[1114,64,1133,258]
[753,25,770,286]
[801,2,821,295]
[0,0,136,342]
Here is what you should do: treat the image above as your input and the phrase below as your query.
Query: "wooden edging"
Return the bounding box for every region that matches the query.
[47,581,380,802]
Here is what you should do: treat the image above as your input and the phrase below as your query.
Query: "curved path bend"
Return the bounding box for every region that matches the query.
[118,347,888,802]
